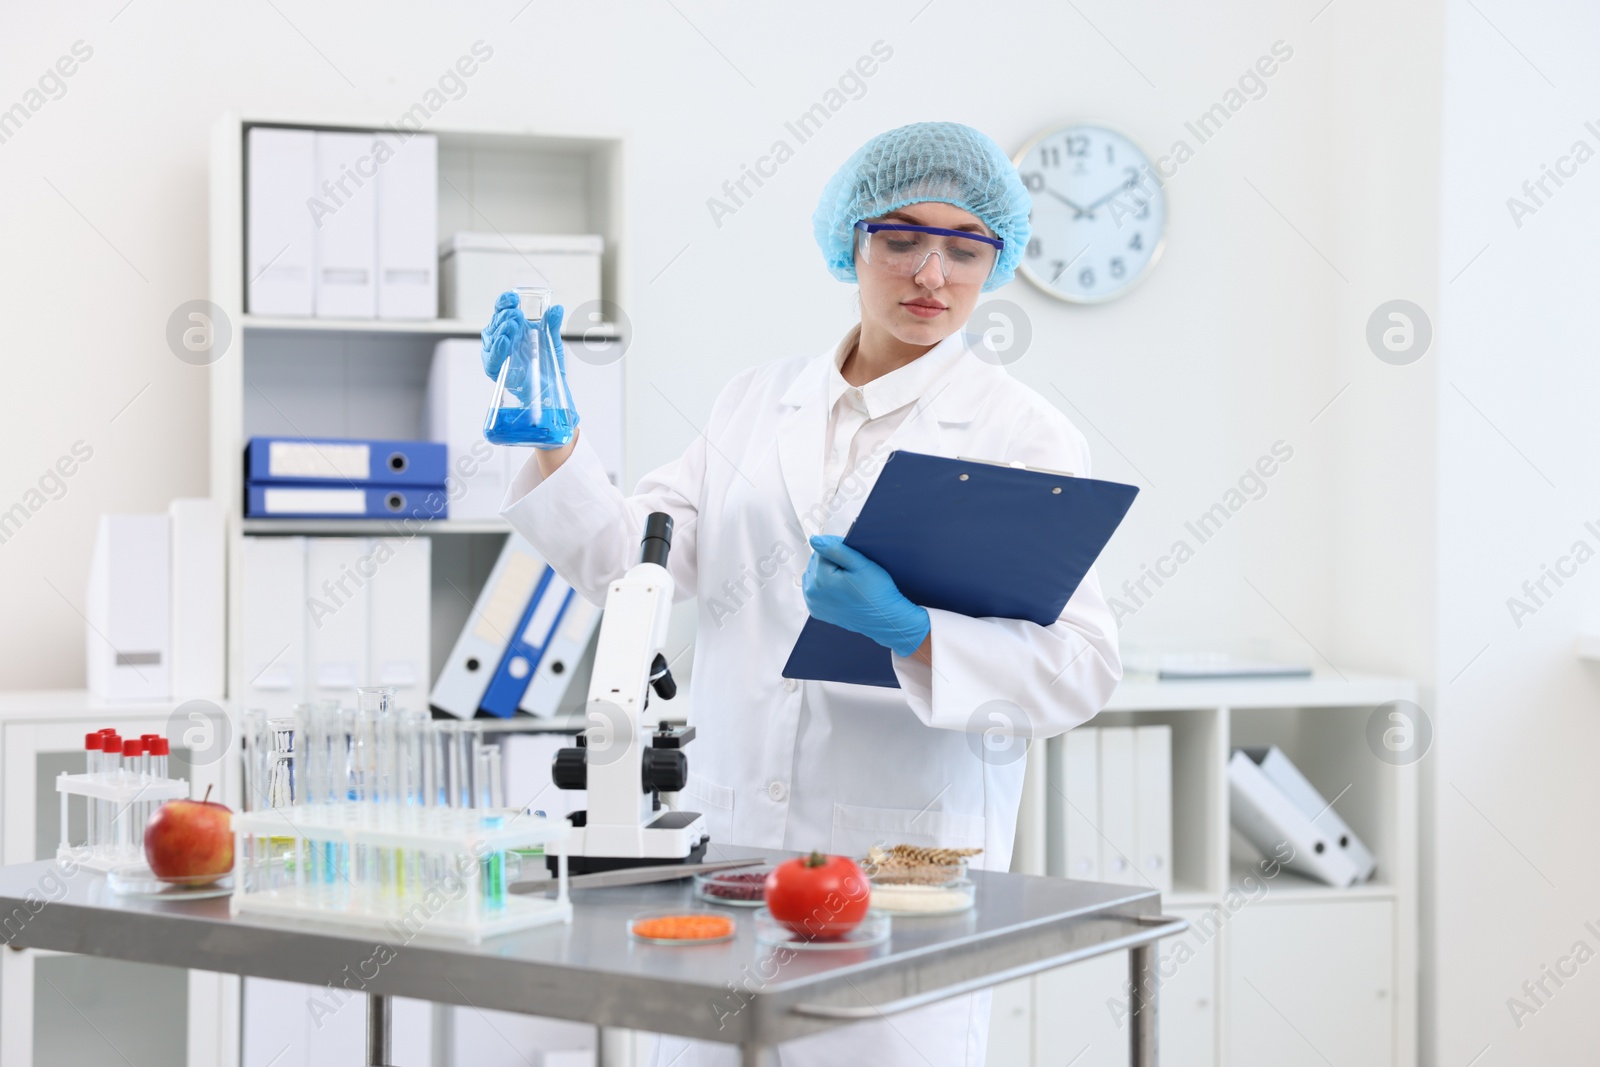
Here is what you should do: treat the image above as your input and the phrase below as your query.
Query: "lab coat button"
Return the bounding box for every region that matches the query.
[782,677,798,693]
[768,781,787,801]
[793,574,802,587]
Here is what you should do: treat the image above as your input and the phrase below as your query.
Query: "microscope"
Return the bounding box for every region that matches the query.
[548,512,710,874]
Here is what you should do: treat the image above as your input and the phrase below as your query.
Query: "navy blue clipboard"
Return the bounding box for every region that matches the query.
[782,450,1139,688]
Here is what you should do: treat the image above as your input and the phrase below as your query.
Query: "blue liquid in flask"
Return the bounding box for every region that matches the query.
[484,287,579,448]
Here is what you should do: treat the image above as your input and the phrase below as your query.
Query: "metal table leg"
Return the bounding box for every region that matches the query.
[367,992,393,1067]
[1129,942,1158,1067]
[597,1024,631,1066]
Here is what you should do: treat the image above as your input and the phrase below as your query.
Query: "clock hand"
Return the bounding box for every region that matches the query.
[1039,184,1090,218]
[1082,181,1140,216]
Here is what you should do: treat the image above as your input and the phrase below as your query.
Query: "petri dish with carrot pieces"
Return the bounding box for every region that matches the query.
[628,910,738,945]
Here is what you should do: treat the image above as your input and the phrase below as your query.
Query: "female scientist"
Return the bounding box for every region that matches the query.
[487,122,1120,1067]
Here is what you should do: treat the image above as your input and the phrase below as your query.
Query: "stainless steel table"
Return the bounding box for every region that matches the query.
[0,846,1185,1066]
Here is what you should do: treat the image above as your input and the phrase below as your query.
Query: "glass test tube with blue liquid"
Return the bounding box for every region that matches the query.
[482,286,578,448]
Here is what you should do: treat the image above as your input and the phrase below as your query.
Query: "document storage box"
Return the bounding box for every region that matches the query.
[439,232,603,320]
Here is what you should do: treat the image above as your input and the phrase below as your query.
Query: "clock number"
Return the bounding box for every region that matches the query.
[1038,145,1061,168]
[1079,267,1096,289]
[1123,165,1141,190]
[1026,238,1042,259]
[1066,136,1089,157]
[1022,172,1045,192]
[1110,257,1126,279]
[1134,199,1150,220]
[1129,233,1143,251]
[1106,143,1115,164]
[1049,260,1068,283]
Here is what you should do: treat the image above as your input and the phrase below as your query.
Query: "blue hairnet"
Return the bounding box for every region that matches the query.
[813,122,1031,292]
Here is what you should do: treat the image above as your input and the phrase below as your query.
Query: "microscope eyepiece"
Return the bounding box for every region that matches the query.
[640,512,673,567]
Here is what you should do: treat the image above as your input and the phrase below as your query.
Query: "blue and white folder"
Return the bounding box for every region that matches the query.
[246,484,448,520]
[783,450,1138,688]
[479,570,576,718]
[246,436,448,486]
[431,534,548,718]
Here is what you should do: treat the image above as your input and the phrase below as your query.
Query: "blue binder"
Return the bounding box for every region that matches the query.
[246,483,448,520]
[479,567,576,717]
[782,450,1138,688]
[247,436,448,486]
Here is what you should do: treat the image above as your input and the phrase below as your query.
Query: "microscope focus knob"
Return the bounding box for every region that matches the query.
[642,747,687,793]
[552,747,587,790]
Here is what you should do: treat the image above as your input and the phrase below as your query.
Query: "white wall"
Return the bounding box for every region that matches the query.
[1434,1,1600,1062]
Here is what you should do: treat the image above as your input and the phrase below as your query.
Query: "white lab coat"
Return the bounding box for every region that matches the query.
[500,327,1121,1067]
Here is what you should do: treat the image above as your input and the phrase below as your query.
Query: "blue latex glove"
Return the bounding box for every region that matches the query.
[480,290,570,385]
[803,535,931,658]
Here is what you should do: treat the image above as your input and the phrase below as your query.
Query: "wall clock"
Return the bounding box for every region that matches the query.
[1013,124,1167,303]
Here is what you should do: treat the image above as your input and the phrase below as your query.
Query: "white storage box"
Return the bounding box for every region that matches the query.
[440,232,603,321]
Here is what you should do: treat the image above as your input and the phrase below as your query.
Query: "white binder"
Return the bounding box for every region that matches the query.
[430,533,548,717]
[305,538,371,697]
[565,341,626,488]
[1228,748,1361,888]
[1250,745,1376,883]
[246,127,315,316]
[1135,725,1173,893]
[1098,726,1139,885]
[168,498,225,699]
[426,339,512,520]
[518,593,600,716]
[240,536,307,715]
[1060,726,1101,880]
[375,131,437,320]
[85,514,171,701]
[313,131,380,318]
[367,536,432,708]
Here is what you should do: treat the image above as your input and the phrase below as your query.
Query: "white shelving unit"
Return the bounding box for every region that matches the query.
[995,672,1418,1067]
[208,112,626,706]
[206,114,627,1067]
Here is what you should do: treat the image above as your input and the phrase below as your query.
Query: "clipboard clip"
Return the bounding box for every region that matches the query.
[954,455,1077,478]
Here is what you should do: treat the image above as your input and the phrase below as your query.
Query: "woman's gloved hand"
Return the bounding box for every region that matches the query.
[481,290,570,382]
[803,535,930,658]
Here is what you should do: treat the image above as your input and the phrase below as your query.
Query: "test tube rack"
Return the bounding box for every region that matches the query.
[55,772,191,872]
[230,803,572,942]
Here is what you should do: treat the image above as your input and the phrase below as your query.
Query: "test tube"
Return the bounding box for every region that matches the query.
[241,709,268,812]
[121,737,141,853]
[84,733,101,851]
[477,744,508,910]
[149,737,168,781]
[355,687,397,898]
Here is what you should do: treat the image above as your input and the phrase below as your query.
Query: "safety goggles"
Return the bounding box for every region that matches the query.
[854,221,1003,285]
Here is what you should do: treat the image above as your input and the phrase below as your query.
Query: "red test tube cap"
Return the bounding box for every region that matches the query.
[122,738,141,758]
[149,738,170,756]
[85,733,102,750]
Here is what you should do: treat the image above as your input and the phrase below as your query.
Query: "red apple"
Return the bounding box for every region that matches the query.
[144,787,233,881]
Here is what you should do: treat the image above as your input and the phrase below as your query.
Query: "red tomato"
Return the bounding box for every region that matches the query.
[763,851,871,939]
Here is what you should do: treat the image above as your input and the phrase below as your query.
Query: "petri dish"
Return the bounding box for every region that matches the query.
[869,877,975,916]
[693,865,773,907]
[628,910,738,945]
[753,907,890,951]
[107,863,235,900]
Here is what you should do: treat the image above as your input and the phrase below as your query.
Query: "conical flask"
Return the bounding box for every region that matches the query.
[483,286,579,447]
